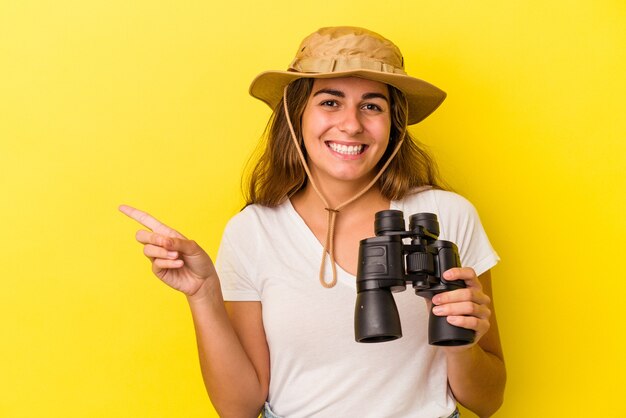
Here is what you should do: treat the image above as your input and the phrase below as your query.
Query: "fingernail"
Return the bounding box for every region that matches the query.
[167,251,177,258]
[443,270,453,280]
[432,306,444,315]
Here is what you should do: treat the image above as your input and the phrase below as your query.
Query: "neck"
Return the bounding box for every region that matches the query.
[294,177,385,215]
[313,159,385,204]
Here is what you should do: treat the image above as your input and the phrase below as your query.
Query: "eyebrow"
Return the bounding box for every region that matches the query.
[312,88,389,103]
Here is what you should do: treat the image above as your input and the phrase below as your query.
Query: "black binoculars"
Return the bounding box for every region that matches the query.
[354,210,475,346]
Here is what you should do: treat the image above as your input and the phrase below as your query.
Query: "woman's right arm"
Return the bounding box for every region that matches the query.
[119,205,269,417]
[188,287,270,417]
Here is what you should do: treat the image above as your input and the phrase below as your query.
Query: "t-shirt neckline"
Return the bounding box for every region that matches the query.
[283,197,401,287]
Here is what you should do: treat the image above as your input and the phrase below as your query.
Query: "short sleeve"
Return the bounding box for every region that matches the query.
[433,191,500,276]
[216,215,261,302]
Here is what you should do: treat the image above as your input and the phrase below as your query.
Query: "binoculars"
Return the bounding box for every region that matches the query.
[354,210,475,346]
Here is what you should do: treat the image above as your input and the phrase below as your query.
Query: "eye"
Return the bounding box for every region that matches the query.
[319,100,339,107]
[362,103,383,112]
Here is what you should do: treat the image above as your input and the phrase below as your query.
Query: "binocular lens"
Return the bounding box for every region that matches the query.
[374,210,405,236]
[354,289,402,343]
[408,213,439,237]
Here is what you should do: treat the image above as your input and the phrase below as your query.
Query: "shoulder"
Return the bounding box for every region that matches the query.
[398,189,499,272]
[223,201,291,238]
[397,188,477,218]
[396,189,483,242]
[218,203,285,267]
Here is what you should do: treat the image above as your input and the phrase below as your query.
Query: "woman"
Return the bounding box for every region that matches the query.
[120,26,506,418]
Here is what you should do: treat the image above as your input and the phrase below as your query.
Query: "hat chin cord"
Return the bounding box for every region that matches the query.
[282,84,407,288]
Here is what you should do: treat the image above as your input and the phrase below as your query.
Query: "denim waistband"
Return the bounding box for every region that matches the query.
[262,402,460,418]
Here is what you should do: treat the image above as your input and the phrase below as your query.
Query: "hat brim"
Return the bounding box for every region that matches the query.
[249,69,446,125]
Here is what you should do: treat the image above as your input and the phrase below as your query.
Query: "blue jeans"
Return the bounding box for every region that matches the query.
[262,402,460,418]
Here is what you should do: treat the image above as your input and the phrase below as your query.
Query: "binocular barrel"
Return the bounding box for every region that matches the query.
[354,210,475,346]
[354,235,405,343]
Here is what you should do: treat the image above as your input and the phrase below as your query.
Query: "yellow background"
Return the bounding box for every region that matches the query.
[1,1,624,417]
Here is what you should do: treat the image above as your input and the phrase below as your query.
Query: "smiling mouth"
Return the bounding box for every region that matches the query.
[326,142,367,156]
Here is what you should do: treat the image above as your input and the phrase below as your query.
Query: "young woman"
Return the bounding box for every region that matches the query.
[120,27,506,418]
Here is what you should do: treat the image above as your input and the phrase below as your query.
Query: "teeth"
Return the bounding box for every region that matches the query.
[328,142,364,155]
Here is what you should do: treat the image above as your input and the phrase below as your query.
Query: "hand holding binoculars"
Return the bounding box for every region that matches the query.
[354,210,475,346]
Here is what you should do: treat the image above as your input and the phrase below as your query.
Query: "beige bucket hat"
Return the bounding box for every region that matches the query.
[249,26,446,125]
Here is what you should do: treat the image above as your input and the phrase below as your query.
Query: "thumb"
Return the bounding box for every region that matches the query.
[165,237,204,256]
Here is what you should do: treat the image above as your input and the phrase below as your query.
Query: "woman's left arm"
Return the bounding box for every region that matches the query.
[432,268,506,418]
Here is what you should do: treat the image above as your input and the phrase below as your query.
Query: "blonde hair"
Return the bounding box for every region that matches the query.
[244,78,445,206]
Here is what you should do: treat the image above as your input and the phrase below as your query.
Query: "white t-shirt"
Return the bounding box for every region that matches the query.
[217,189,499,418]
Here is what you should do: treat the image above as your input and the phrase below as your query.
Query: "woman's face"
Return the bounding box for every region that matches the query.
[300,77,392,187]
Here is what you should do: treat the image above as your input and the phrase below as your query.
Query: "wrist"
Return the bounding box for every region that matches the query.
[444,341,481,360]
[186,274,222,306]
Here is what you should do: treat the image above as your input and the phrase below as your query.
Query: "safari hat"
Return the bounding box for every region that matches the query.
[249,26,446,125]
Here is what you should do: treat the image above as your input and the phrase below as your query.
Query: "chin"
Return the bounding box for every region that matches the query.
[329,170,376,184]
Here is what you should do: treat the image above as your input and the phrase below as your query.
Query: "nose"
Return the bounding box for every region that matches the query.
[338,107,364,136]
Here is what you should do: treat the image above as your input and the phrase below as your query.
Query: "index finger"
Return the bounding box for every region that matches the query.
[119,204,182,237]
[442,267,483,290]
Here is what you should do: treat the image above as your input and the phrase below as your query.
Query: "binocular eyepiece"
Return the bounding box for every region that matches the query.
[354,210,475,346]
